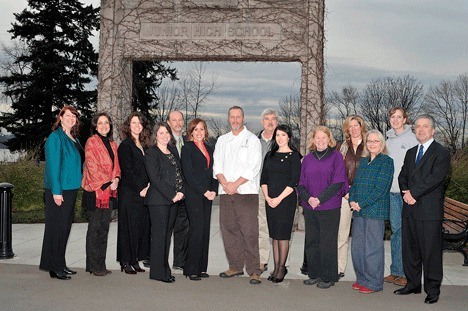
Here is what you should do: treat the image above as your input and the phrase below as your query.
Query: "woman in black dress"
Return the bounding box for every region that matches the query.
[260,124,301,283]
[117,112,150,274]
[145,122,185,283]
[181,118,218,281]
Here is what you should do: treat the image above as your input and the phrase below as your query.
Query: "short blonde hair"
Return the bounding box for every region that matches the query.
[362,129,388,157]
[342,114,367,141]
[308,125,336,151]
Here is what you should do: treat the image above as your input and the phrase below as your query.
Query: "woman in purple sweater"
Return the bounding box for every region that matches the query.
[298,126,349,289]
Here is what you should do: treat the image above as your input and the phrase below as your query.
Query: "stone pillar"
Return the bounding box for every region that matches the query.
[97,0,133,140]
[300,0,325,155]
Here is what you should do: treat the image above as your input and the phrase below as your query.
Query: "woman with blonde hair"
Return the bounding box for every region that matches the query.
[298,126,348,289]
[337,114,367,278]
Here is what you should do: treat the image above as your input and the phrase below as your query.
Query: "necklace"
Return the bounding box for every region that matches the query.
[314,148,328,160]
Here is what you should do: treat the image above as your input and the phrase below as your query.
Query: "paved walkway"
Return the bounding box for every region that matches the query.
[1,205,467,310]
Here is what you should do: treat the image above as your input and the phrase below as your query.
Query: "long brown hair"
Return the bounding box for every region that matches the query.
[121,112,150,147]
[52,106,80,138]
[186,118,209,141]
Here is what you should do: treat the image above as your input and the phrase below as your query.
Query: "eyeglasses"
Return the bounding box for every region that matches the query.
[367,140,381,144]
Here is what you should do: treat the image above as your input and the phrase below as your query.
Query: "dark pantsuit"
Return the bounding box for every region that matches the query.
[304,208,340,283]
[40,189,77,272]
[402,215,443,296]
[173,202,189,267]
[118,190,150,265]
[219,194,261,276]
[149,203,178,280]
[184,196,212,275]
[86,208,112,272]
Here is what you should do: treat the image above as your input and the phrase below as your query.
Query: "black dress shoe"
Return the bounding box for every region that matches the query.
[394,286,422,295]
[186,274,201,281]
[338,272,345,278]
[63,267,77,275]
[132,263,145,273]
[156,278,175,283]
[49,271,71,280]
[199,272,209,278]
[300,265,308,275]
[424,295,439,304]
[143,260,150,268]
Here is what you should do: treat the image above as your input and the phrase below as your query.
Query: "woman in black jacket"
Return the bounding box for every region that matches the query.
[181,118,218,281]
[145,122,185,283]
[117,112,150,274]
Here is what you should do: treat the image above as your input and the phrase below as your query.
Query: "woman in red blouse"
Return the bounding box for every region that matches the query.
[181,118,218,281]
[82,112,121,276]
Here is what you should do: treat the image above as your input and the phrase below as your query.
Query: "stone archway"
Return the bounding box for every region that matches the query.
[97,0,324,153]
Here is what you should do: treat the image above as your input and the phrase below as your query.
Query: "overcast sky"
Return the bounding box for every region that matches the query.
[1,0,467,130]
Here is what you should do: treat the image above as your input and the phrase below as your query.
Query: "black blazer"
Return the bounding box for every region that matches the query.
[181,141,218,196]
[144,145,185,206]
[117,138,148,195]
[398,140,450,220]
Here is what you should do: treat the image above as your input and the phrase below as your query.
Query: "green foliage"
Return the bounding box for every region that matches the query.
[0,159,86,223]
[0,0,99,152]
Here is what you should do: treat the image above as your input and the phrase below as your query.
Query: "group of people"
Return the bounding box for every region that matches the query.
[39,104,450,304]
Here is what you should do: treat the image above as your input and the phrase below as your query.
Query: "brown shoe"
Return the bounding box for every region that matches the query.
[393,276,407,286]
[219,269,244,278]
[383,274,398,283]
[249,273,261,285]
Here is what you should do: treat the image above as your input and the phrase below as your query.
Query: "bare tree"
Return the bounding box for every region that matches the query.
[0,41,31,104]
[454,74,468,149]
[278,93,301,147]
[153,83,184,122]
[206,117,229,140]
[360,75,423,133]
[178,62,216,126]
[424,75,468,151]
[326,85,360,139]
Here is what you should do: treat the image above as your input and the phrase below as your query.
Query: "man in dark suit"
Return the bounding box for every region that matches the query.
[394,114,450,304]
[167,110,189,270]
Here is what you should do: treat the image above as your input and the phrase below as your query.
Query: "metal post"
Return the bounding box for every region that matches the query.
[0,182,15,259]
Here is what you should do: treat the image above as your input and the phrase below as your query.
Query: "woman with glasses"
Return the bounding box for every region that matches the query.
[349,130,394,294]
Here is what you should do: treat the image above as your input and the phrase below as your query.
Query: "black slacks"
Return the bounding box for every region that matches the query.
[172,201,189,267]
[39,189,77,272]
[86,208,112,272]
[184,194,212,276]
[149,203,178,280]
[304,208,340,283]
[402,214,443,296]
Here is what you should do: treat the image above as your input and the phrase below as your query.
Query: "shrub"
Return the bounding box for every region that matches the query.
[446,149,468,203]
[0,159,87,223]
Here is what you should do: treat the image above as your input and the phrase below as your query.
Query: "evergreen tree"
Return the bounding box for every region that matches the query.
[132,61,178,124]
[0,0,99,151]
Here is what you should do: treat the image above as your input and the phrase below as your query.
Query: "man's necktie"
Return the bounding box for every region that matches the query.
[415,145,424,165]
[177,137,183,156]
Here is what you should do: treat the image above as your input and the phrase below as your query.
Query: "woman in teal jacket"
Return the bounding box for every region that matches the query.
[349,129,394,294]
[39,106,83,280]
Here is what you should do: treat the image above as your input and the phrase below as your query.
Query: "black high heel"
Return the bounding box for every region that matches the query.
[120,263,137,275]
[272,267,288,283]
[132,263,145,273]
[49,271,71,280]
[186,274,201,281]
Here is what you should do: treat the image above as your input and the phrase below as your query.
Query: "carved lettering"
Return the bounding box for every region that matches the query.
[140,23,280,40]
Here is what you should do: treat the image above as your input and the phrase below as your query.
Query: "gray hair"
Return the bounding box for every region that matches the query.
[362,129,388,156]
[261,108,278,119]
[415,114,436,129]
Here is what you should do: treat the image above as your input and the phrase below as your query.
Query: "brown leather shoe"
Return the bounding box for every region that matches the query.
[393,276,407,286]
[219,269,244,278]
[383,274,398,283]
[249,273,261,284]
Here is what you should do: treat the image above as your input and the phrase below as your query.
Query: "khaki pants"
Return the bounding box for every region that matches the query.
[219,194,262,276]
[258,191,270,265]
[337,197,352,274]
